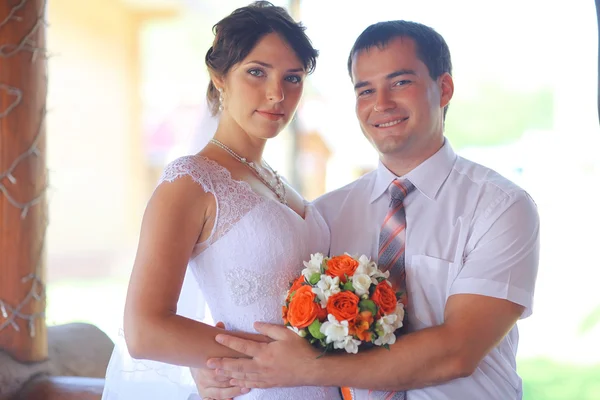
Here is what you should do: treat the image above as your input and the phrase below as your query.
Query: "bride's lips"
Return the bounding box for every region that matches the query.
[256,110,285,121]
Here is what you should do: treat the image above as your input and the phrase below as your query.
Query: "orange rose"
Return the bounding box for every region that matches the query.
[327,291,360,322]
[282,305,289,325]
[326,255,359,283]
[350,311,374,342]
[372,281,397,316]
[287,276,306,301]
[287,285,319,328]
[316,305,328,322]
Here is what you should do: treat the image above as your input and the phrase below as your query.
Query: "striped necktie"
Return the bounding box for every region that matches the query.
[340,180,415,400]
[379,179,415,303]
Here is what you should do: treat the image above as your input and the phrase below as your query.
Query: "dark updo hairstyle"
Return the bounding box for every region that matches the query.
[205,1,318,115]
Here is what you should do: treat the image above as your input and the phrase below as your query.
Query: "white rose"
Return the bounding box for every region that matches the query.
[352,273,373,296]
[320,314,349,343]
[312,275,340,307]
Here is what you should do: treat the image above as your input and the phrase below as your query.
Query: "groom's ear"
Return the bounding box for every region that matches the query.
[439,72,454,109]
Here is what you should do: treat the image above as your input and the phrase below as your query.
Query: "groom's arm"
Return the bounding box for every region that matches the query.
[210,294,523,391]
[313,295,523,390]
[209,193,539,390]
[317,192,539,390]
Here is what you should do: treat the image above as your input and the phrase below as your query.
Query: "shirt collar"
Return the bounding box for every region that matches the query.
[369,138,457,203]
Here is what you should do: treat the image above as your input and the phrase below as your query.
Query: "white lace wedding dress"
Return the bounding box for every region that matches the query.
[102,155,341,399]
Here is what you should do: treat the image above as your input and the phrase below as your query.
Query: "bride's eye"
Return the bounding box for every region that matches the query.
[285,75,302,84]
[248,69,265,77]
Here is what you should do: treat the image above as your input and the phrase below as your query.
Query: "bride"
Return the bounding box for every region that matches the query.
[101,1,341,399]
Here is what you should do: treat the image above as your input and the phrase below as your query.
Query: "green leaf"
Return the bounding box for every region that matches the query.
[342,281,355,292]
[289,290,297,301]
[308,319,326,340]
[309,272,321,285]
[359,299,377,315]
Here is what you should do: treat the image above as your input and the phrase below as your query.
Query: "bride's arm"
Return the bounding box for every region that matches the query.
[123,176,267,368]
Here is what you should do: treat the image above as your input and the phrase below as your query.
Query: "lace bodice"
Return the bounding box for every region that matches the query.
[102,155,340,400]
[159,155,264,255]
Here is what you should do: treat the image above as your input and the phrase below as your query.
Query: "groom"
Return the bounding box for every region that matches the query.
[195,20,539,400]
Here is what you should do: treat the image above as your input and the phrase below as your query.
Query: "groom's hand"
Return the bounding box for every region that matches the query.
[191,321,250,399]
[206,322,321,389]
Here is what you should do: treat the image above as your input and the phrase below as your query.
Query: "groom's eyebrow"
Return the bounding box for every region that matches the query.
[353,69,417,90]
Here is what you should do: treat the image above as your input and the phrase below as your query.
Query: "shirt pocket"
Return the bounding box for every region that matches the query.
[406,254,453,329]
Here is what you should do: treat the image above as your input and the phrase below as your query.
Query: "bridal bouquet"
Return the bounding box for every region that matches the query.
[282,253,406,354]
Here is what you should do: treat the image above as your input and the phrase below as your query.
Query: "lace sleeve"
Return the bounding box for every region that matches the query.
[159,155,214,194]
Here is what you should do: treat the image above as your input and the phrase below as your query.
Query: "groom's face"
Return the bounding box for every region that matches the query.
[350,37,452,159]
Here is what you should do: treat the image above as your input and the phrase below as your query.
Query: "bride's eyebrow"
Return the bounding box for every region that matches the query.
[246,60,304,73]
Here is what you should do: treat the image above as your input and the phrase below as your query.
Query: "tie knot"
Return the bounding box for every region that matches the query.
[389,179,415,203]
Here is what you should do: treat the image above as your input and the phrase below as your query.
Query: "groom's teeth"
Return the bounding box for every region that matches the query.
[377,118,405,128]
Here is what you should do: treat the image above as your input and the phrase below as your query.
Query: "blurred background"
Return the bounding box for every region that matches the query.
[43,0,599,398]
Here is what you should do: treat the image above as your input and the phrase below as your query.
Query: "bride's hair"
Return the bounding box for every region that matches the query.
[205,1,318,116]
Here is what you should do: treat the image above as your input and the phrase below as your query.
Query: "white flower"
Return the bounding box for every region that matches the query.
[302,253,324,280]
[378,314,399,334]
[355,255,378,277]
[287,326,307,337]
[392,302,405,330]
[355,255,390,281]
[312,275,340,307]
[374,332,397,346]
[320,314,349,343]
[372,269,390,280]
[333,336,362,354]
[352,273,374,296]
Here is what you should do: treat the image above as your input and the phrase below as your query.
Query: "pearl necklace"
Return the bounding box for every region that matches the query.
[209,138,287,205]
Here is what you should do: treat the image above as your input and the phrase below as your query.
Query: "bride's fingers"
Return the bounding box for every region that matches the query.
[230,378,270,389]
[190,366,232,392]
[209,357,259,376]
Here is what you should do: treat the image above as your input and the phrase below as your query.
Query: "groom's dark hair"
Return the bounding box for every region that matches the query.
[347,20,452,80]
[347,21,452,119]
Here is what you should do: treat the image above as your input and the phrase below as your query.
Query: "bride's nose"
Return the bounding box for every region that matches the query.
[266,80,284,103]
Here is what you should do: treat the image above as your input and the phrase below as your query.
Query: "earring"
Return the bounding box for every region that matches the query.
[218,88,224,112]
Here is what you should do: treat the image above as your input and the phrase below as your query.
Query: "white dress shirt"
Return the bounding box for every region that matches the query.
[314,139,540,400]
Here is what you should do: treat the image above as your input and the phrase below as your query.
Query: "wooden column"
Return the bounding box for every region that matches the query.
[0,0,48,363]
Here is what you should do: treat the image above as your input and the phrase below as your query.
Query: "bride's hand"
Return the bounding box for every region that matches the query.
[191,366,250,400]
[191,322,251,399]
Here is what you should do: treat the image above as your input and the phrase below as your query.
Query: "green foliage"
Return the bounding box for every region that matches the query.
[445,84,554,149]
[520,358,600,400]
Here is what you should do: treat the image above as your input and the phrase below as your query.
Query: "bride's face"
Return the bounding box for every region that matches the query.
[219,32,306,140]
